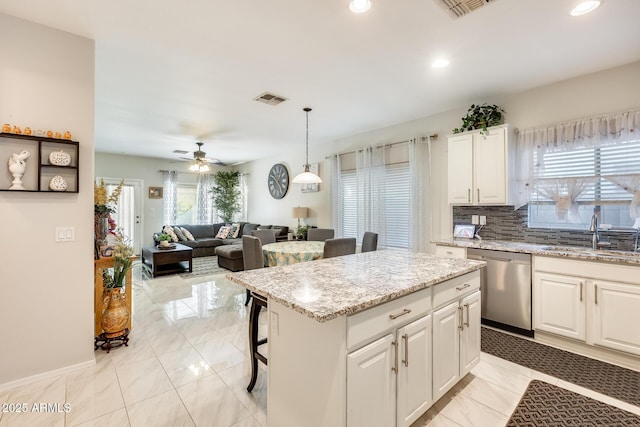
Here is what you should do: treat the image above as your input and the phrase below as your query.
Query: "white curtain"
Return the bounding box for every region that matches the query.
[515,108,640,209]
[162,171,178,225]
[327,155,343,237]
[356,146,387,248]
[195,173,215,224]
[606,175,640,228]
[408,137,431,252]
[536,178,591,223]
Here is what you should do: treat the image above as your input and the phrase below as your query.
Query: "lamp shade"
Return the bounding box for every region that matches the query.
[292,169,323,184]
[292,207,308,219]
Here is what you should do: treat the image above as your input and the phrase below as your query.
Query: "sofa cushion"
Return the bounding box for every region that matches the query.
[229,222,242,238]
[222,238,242,245]
[215,244,243,259]
[216,226,231,239]
[241,223,259,237]
[180,227,195,241]
[163,225,179,242]
[257,225,272,230]
[181,238,224,249]
[174,227,187,241]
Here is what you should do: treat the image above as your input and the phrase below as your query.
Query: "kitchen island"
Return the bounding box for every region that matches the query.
[228,249,484,427]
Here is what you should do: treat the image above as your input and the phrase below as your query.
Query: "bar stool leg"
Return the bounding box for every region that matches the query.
[245,289,252,306]
[247,299,262,392]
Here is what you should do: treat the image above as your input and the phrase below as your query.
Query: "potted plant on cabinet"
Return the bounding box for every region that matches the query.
[295,225,310,240]
[452,103,505,135]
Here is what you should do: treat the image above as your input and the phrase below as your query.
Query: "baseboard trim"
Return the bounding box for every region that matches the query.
[0,358,96,393]
[535,331,640,372]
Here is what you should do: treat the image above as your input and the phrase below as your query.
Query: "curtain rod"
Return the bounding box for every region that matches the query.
[326,133,438,159]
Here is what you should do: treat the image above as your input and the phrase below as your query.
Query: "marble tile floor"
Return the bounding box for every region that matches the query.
[1,265,638,427]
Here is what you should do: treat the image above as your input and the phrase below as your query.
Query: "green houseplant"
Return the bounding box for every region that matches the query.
[295,224,310,240]
[211,171,241,223]
[452,103,505,135]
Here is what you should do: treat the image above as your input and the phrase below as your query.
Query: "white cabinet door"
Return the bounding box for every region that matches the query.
[474,128,506,204]
[447,134,473,204]
[459,291,481,376]
[534,272,585,341]
[432,301,460,401]
[592,280,640,356]
[347,334,396,427]
[396,315,432,427]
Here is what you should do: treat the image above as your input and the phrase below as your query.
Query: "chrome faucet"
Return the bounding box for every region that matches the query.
[589,214,600,250]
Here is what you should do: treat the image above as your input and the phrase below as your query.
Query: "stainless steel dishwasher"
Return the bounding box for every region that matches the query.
[467,248,533,337]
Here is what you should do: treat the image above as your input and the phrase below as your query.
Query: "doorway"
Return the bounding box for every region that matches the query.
[99,178,143,255]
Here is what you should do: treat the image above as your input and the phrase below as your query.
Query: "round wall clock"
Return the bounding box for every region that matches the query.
[268,163,289,199]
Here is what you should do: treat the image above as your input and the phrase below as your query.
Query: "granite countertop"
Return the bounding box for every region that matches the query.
[436,238,640,265]
[227,249,484,323]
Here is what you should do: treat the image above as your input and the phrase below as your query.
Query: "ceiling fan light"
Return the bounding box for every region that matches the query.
[349,0,371,13]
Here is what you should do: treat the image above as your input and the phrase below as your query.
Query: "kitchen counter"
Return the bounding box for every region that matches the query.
[228,249,484,322]
[435,238,640,265]
[228,249,484,427]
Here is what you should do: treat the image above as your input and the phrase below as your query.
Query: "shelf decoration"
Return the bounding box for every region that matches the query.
[49,175,68,191]
[49,150,71,166]
[8,150,30,190]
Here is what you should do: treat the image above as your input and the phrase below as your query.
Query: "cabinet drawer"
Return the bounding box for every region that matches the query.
[432,272,480,309]
[347,287,431,351]
[435,246,466,259]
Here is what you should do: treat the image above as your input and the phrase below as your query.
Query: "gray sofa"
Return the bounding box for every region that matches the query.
[154,222,259,257]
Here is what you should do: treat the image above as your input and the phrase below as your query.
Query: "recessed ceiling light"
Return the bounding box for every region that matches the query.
[570,1,602,16]
[432,59,450,69]
[349,0,371,13]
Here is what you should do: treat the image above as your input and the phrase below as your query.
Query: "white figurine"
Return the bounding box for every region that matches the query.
[8,150,30,190]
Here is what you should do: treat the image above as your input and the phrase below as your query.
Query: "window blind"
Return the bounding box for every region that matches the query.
[340,163,411,248]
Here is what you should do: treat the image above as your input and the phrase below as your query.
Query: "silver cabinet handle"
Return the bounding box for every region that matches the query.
[595,284,598,305]
[464,303,470,327]
[477,188,480,202]
[467,189,471,203]
[456,283,471,291]
[402,334,409,367]
[580,282,583,302]
[389,308,411,320]
[458,306,464,330]
[446,251,453,255]
[391,340,398,373]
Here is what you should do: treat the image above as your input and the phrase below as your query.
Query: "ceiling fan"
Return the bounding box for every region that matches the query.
[176,142,227,171]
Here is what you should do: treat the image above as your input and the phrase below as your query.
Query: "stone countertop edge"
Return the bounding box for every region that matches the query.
[435,238,640,265]
[227,251,484,323]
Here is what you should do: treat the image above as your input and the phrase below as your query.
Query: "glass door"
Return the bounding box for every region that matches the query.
[100,178,143,255]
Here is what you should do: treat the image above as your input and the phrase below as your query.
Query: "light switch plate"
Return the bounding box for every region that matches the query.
[471,215,479,225]
[480,216,487,225]
[55,227,75,242]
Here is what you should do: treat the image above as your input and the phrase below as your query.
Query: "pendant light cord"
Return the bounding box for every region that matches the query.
[304,107,312,170]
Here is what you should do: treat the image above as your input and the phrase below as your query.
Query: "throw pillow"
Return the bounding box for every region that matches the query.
[272,227,283,237]
[257,225,272,230]
[230,222,242,238]
[163,225,179,242]
[173,227,187,241]
[215,226,231,239]
[180,227,195,241]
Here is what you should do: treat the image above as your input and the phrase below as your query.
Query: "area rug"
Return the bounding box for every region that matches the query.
[506,380,640,426]
[179,256,229,278]
[481,327,640,407]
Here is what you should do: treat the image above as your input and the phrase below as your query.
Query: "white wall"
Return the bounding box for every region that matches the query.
[242,60,640,247]
[0,14,95,387]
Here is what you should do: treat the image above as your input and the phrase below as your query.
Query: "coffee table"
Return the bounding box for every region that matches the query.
[142,243,193,277]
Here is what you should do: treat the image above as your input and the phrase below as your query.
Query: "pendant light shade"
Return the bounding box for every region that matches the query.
[349,0,371,13]
[292,107,323,184]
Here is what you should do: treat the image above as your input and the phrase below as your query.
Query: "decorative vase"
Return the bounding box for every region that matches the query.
[101,288,129,338]
[94,214,109,244]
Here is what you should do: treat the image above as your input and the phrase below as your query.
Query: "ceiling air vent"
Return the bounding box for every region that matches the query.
[173,149,189,155]
[254,92,288,106]
[435,0,495,18]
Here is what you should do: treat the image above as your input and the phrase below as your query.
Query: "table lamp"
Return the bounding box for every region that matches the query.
[292,206,308,228]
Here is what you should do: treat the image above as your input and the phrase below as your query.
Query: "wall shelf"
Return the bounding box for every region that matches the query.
[0,132,79,192]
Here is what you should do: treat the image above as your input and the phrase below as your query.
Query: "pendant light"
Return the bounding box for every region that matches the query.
[292,107,323,184]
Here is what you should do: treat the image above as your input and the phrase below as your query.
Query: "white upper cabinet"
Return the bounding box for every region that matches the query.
[447,124,516,205]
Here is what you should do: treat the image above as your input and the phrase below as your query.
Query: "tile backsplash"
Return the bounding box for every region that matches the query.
[452,205,638,251]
